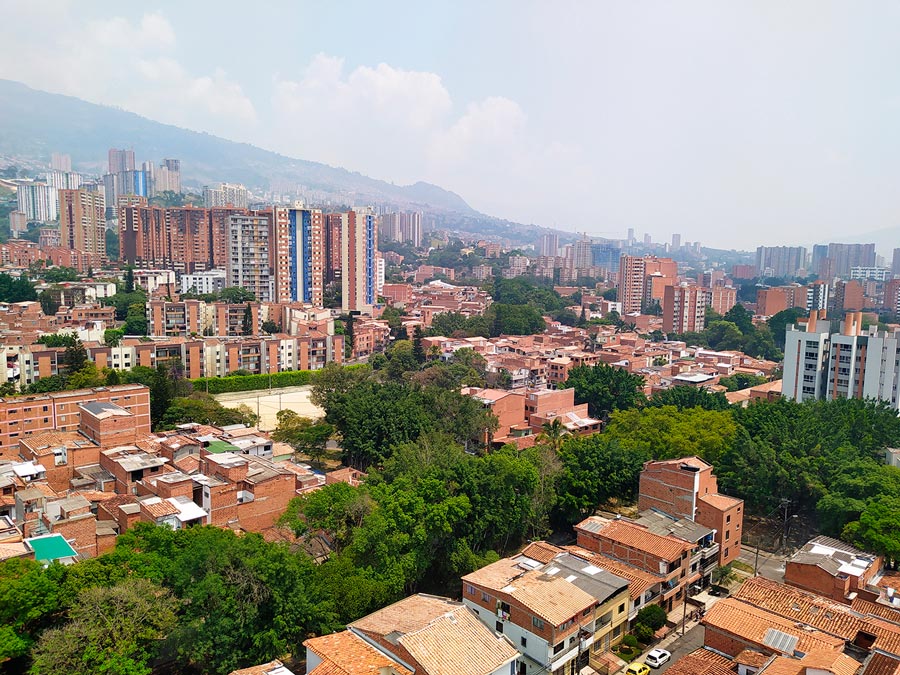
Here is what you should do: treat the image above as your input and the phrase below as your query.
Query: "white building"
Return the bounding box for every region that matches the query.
[181,269,227,295]
[228,214,273,302]
[203,182,249,209]
[783,310,900,408]
[16,183,57,222]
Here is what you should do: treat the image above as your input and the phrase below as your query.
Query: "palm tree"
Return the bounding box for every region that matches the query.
[537,417,570,454]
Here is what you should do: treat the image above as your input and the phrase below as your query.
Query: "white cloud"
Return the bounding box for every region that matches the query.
[0,8,256,140]
[269,54,570,217]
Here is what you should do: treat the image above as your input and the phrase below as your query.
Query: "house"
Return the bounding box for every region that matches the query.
[784,536,882,603]
[574,515,695,612]
[462,548,630,675]
[305,594,519,675]
[227,659,296,675]
[24,532,78,565]
[638,457,744,566]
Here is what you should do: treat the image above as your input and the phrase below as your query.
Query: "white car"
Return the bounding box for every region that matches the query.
[645,649,671,668]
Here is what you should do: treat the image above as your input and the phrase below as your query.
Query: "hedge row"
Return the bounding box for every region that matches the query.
[192,364,364,395]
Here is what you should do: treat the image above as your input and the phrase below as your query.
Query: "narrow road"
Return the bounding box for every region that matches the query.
[738,545,786,581]
[654,623,704,673]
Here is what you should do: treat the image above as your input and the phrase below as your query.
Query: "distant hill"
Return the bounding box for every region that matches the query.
[0,79,477,213]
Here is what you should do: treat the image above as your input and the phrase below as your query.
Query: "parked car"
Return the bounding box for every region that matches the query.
[645,648,672,668]
[625,664,651,675]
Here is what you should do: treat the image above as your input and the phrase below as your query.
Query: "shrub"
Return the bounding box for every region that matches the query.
[636,603,668,631]
[621,634,639,649]
[191,365,366,395]
[633,623,654,644]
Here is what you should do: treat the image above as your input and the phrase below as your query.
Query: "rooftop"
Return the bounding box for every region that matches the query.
[576,516,692,561]
[25,533,78,563]
[80,401,132,419]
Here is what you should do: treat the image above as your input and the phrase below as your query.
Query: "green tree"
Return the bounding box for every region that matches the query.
[123,267,135,293]
[29,578,179,675]
[103,328,125,347]
[261,319,279,334]
[537,417,569,454]
[635,604,667,631]
[60,338,88,375]
[0,273,37,302]
[412,326,426,364]
[718,373,767,392]
[41,267,79,283]
[561,363,646,419]
[605,405,738,467]
[767,308,806,350]
[218,287,256,304]
[344,313,355,359]
[723,304,754,334]
[556,434,646,523]
[844,495,900,559]
[272,410,334,467]
[646,386,730,411]
[241,303,253,336]
[705,320,744,351]
[38,291,59,316]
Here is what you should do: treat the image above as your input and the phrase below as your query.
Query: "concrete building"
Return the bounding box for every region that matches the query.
[9,211,27,237]
[783,311,900,408]
[663,284,710,334]
[617,255,677,314]
[306,594,518,675]
[755,246,807,278]
[59,189,106,266]
[270,206,325,305]
[16,183,57,222]
[574,515,695,612]
[181,270,227,295]
[50,153,72,172]
[203,183,248,209]
[228,214,272,302]
[463,550,630,674]
[538,232,559,257]
[341,207,377,312]
[0,384,151,460]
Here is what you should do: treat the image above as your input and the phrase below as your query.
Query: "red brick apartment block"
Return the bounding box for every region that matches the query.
[638,457,743,566]
[0,385,151,461]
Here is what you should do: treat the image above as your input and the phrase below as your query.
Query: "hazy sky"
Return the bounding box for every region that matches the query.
[3,1,900,250]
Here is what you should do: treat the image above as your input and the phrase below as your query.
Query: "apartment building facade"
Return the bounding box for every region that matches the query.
[342,207,378,312]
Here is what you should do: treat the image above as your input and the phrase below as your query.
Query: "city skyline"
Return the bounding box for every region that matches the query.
[4,2,900,250]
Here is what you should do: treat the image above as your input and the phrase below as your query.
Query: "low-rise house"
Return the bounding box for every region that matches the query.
[574,515,696,612]
[462,547,630,674]
[305,594,518,675]
[784,536,882,603]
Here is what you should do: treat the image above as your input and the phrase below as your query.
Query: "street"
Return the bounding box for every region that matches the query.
[737,545,786,582]
[653,623,705,673]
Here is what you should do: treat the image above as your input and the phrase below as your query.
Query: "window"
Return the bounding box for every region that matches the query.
[725,530,730,541]
[553,641,565,655]
[618,603,626,613]
[465,584,475,596]
[481,591,490,602]
[726,514,731,523]
[496,621,503,634]
[724,547,729,558]
[532,616,544,630]
[520,636,527,648]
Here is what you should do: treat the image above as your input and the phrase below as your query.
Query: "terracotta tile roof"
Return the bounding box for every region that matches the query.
[350,594,470,637]
[578,517,692,561]
[462,557,599,625]
[864,652,900,675]
[734,577,900,655]
[562,545,659,599]
[521,541,564,564]
[0,542,30,561]
[174,455,201,474]
[759,651,860,675]
[304,630,405,674]
[852,597,900,624]
[662,648,736,675]
[228,660,294,675]
[701,598,845,655]
[398,605,519,675]
[140,498,180,519]
[735,649,770,667]
[699,493,743,510]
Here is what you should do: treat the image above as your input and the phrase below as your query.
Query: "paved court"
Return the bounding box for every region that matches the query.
[214,385,325,431]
